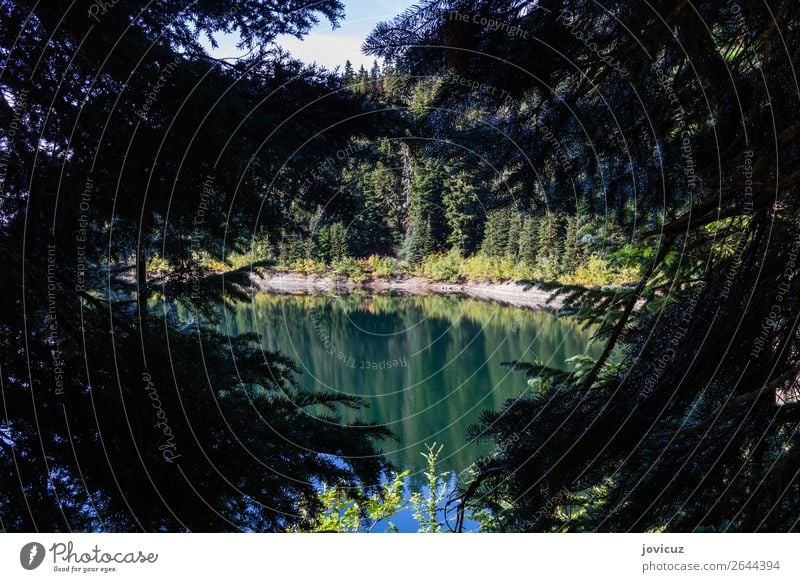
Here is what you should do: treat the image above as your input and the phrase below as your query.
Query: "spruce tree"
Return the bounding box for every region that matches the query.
[342,59,355,89]
[505,210,523,261]
[536,211,563,272]
[405,158,443,262]
[481,209,511,258]
[519,215,539,266]
[329,222,349,262]
[560,215,583,274]
[443,170,479,253]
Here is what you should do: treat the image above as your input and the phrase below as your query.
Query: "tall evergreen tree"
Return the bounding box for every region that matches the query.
[519,215,539,267]
[405,158,442,262]
[481,209,511,258]
[342,59,355,88]
[560,215,583,273]
[505,211,523,261]
[443,170,480,253]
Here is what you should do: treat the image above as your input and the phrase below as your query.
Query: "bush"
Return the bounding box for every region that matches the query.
[331,257,369,282]
[563,254,640,287]
[287,258,328,274]
[419,250,464,283]
[363,255,408,278]
[461,253,519,281]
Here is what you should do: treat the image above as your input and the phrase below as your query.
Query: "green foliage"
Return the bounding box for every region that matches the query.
[297,471,409,533]
[406,216,435,264]
[363,255,408,278]
[561,254,640,287]
[418,249,464,283]
[297,443,455,533]
[406,158,443,263]
[519,216,539,266]
[536,211,565,277]
[331,257,369,282]
[561,215,584,273]
[443,170,480,253]
[481,209,511,258]
[505,211,523,261]
[410,443,451,533]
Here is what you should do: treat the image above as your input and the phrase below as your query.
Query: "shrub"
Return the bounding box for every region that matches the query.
[461,253,519,281]
[331,257,369,282]
[419,250,464,283]
[363,255,407,278]
[563,254,640,287]
[287,258,328,274]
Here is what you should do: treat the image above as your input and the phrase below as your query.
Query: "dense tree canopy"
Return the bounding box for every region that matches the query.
[365,0,800,531]
[3,0,800,533]
[0,0,393,532]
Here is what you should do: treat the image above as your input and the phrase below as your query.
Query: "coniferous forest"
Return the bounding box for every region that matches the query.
[2,0,800,535]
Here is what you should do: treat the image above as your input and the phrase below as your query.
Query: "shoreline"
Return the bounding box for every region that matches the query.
[249,270,572,310]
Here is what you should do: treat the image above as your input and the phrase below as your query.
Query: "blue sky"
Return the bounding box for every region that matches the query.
[209,0,417,70]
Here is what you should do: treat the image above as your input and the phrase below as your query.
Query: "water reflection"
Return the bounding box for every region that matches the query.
[221,292,601,478]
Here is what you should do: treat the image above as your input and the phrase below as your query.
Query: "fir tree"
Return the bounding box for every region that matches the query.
[329,222,349,262]
[342,59,355,89]
[536,211,563,272]
[405,158,443,262]
[443,170,480,253]
[519,215,539,266]
[505,210,523,261]
[481,209,511,258]
[560,215,583,273]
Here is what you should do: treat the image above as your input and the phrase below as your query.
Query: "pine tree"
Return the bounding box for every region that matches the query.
[519,215,539,266]
[329,222,349,262]
[342,59,355,89]
[314,224,331,263]
[505,210,523,261]
[481,209,510,258]
[355,64,369,94]
[560,215,583,273]
[443,170,479,253]
[538,211,562,267]
[405,158,443,262]
[370,60,382,97]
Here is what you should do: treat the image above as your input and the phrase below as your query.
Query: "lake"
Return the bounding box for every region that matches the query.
[220,292,601,530]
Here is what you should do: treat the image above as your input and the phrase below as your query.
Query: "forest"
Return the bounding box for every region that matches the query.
[1,0,800,533]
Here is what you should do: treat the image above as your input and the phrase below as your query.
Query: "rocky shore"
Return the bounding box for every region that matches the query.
[249,271,570,309]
